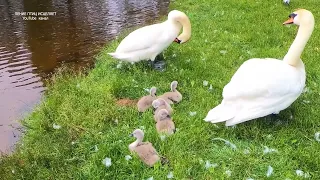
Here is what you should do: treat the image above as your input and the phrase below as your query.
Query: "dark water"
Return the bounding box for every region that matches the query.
[0,0,170,153]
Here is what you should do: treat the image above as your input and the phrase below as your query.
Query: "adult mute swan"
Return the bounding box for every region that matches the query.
[108,10,191,67]
[204,9,315,126]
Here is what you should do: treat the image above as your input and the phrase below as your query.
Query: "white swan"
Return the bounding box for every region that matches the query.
[108,10,191,63]
[204,9,314,126]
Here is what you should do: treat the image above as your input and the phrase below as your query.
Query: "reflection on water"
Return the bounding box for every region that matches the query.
[0,0,170,153]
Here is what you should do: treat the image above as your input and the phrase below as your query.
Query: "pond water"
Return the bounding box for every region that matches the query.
[0,0,170,153]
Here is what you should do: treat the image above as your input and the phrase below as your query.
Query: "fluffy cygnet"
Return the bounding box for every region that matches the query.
[158,81,182,104]
[137,87,157,113]
[155,109,176,135]
[129,129,160,167]
[152,98,173,122]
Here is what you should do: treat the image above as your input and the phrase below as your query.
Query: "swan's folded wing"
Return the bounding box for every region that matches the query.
[222,58,303,100]
[135,142,160,166]
[156,120,175,134]
[116,24,167,53]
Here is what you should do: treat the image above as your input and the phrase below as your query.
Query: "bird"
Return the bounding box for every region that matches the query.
[158,81,182,104]
[107,10,191,68]
[155,109,176,135]
[137,87,157,114]
[152,98,173,121]
[204,9,314,126]
[283,0,290,5]
[129,129,160,167]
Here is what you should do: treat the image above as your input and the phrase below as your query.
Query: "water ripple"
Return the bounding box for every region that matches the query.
[0,0,169,153]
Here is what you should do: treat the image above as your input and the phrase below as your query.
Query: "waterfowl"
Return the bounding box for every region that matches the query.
[152,98,173,121]
[137,87,157,113]
[204,9,314,126]
[108,10,191,66]
[129,129,160,167]
[158,81,182,104]
[155,109,176,135]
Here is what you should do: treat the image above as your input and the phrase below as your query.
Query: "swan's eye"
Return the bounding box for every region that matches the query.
[289,13,297,18]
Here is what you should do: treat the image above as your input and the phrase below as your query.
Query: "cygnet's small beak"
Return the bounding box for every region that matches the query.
[283,17,294,25]
[129,133,133,137]
[174,38,181,44]
[169,97,178,103]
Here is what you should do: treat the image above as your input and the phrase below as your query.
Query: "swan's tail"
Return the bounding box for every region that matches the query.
[204,103,236,123]
[108,52,140,63]
[108,52,127,60]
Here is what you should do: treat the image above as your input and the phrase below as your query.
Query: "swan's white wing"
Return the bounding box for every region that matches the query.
[222,58,304,101]
[205,58,305,126]
[116,23,169,53]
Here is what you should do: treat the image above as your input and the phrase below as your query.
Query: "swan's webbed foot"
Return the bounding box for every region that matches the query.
[160,156,170,165]
[147,53,166,71]
[148,60,166,71]
[155,53,165,62]
[265,112,290,126]
[153,61,166,71]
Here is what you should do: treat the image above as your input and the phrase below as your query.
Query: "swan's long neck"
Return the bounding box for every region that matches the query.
[129,136,143,151]
[129,140,138,148]
[176,16,191,42]
[283,22,314,66]
[171,85,175,92]
[132,139,139,147]
[170,82,178,92]
[150,89,156,97]
[168,11,191,43]
[165,20,182,36]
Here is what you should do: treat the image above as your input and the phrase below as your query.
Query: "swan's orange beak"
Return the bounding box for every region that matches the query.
[283,17,294,25]
[174,38,181,44]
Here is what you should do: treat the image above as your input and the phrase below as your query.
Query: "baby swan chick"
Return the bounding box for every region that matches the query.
[155,109,176,135]
[137,87,157,113]
[152,98,173,122]
[129,129,160,167]
[158,81,182,104]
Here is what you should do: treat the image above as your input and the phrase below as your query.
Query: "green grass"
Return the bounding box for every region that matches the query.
[1,0,320,179]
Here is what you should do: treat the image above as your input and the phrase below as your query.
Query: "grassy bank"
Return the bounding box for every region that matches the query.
[1,0,320,179]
